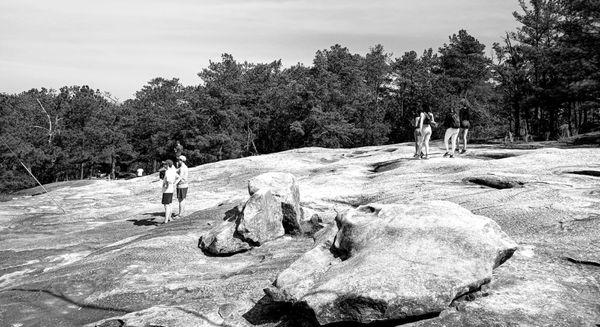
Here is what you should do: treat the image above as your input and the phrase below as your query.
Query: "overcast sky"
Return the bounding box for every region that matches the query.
[0,0,520,101]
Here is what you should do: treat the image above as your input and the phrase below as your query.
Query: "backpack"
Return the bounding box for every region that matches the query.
[445,111,460,129]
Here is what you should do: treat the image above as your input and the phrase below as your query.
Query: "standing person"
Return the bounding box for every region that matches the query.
[174,141,183,159]
[413,115,422,158]
[416,105,435,159]
[162,160,180,224]
[175,155,189,218]
[443,108,461,158]
[458,98,471,154]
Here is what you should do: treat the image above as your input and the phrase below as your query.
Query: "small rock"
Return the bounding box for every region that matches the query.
[199,219,251,255]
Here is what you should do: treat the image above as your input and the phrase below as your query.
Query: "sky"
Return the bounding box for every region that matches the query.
[0,0,521,101]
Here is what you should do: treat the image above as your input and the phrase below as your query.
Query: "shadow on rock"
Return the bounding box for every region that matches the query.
[464,176,524,189]
[243,295,442,327]
[242,295,319,327]
[370,159,405,173]
[321,312,441,327]
[128,217,161,226]
[468,152,521,160]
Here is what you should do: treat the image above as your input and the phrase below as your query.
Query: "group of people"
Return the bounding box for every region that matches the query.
[160,141,189,224]
[413,99,471,159]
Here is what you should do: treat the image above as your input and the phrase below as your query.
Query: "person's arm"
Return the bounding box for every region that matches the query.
[419,112,424,132]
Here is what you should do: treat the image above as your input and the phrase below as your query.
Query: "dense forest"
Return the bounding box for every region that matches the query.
[1,0,599,192]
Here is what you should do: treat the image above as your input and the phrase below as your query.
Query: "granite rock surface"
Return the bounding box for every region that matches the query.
[0,141,598,326]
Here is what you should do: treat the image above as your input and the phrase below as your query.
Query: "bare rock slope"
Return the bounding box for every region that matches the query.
[0,141,599,326]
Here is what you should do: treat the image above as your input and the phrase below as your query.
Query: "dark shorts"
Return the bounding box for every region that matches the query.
[460,120,471,129]
[162,193,173,205]
[177,187,188,201]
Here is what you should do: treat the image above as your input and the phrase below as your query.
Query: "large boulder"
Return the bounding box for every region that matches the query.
[236,189,285,245]
[248,172,302,234]
[268,201,518,325]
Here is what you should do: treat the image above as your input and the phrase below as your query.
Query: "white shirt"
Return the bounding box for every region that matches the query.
[177,162,189,188]
[163,166,179,193]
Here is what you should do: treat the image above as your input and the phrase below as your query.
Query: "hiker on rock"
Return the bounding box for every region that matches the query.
[174,141,183,159]
[175,155,189,218]
[413,114,423,158]
[416,104,435,160]
[443,108,461,158]
[162,159,180,224]
[458,99,471,154]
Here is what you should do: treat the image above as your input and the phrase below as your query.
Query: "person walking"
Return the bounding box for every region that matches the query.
[443,108,461,157]
[162,159,180,224]
[458,99,471,154]
[174,155,189,218]
[416,105,435,160]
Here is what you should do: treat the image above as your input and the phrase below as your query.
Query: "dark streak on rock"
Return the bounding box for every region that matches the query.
[563,257,600,268]
[474,153,520,160]
[330,195,381,208]
[567,170,600,177]
[370,159,404,173]
[464,176,524,190]
[450,282,489,306]
[96,319,125,327]
[321,310,441,327]
[4,288,132,314]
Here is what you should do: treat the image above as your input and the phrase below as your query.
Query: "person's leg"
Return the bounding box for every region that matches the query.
[178,199,185,217]
[164,204,171,223]
[414,129,421,156]
[423,127,432,158]
[461,129,469,153]
[417,133,426,159]
[172,188,181,220]
[457,129,464,151]
[177,188,187,216]
[443,128,451,155]
[163,193,173,223]
[450,130,459,157]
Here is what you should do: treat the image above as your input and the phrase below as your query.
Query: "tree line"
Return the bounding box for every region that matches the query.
[1,0,598,192]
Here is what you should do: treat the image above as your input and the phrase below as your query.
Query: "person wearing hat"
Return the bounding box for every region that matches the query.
[162,159,180,224]
[175,155,189,217]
